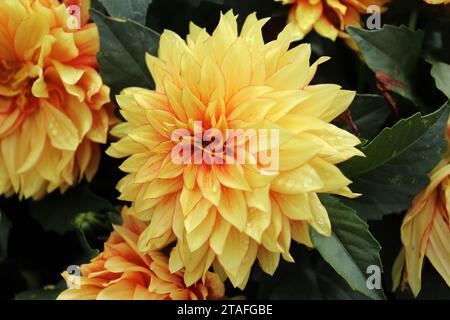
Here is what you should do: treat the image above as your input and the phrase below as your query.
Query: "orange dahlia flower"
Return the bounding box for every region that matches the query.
[58,206,225,300]
[107,11,363,289]
[393,120,450,296]
[0,0,112,199]
[275,0,389,42]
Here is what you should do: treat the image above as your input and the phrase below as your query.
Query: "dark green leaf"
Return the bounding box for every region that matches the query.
[188,0,224,6]
[431,62,450,99]
[99,0,152,25]
[347,94,392,140]
[15,281,66,300]
[30,186,111,235]
[348,25,424,105]
[107,206,123,226]
[90,8,160,97]
[0,211,12,258]
[315,261,370,300]
[311,195,384,300]
[253,244,369,299]
[340,102,450,220]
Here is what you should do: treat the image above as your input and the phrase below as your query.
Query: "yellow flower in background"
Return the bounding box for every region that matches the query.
[0,0,113,199]
[275,0,389,42]
[393,122,450,297]
[424,0,449,4]
[58,206,225,300]
[107,11,363,289]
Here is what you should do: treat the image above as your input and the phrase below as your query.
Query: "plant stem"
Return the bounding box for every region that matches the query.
[408,9,418,30]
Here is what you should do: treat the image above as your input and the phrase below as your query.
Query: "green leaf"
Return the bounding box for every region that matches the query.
[0,211,12,258]
[347,94,392,140]
[107,206,123,226]
[99,0,152,25]
[253,244,369,299]
[341,102,450,220]
[311,195,384,300]
[348,25,424,105]
[30,186,111,235]
[188,0,225,5]
[15,282,66,300]
[90,8,160,96]
[431,62,450,99]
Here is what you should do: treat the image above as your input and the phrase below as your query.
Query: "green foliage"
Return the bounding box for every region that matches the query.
[348,25,424,106]
[90,5,160,97]
[15,282,66,301]
[431,62,450,99]
[30,186,111,235]
[346,94,392,140]
[340,102,450,220]
[310,196,384,300]
[99,0,153,25]
[253,244,369,300]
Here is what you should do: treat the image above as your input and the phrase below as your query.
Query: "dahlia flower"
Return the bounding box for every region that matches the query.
[275,0,389,42]
[107,11,363,289]
[58,206,225,300]
[393,121,450,296]
[0,0,112,199]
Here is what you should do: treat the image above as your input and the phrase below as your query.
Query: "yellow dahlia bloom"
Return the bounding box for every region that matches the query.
[275,0,389,42]
[393,122,450,297]
[0,0,112,199]
[58,206,225,300]
[107,11,363,289]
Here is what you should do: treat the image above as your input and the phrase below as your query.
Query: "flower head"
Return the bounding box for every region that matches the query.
[275,0,389,42]
[107,11,363,289]
[58,206,225,300]
[0,0,113,199]
[393,120,450,296]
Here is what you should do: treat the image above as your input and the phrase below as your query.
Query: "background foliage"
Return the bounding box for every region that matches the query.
[1,0,449,300]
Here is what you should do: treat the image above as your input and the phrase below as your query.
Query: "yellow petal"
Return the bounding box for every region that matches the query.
[245,207,271,243]
[308,193,331,236]
[53,60,85,85]
[209,216,231,255]
[217,227,249,277]
[14,11,49,60]
[217,187,247,231]
[197,165,221,206]
[257,246,280,275]
[314,15,339,41]
[215,164,251,191]
[42,101,79,151]
[221,38,251,100]
[186,209,217,251]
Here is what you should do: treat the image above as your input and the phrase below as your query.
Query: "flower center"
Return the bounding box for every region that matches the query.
[0,59,37,114]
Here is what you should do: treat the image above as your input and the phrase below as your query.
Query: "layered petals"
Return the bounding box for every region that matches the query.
[58,206,225,300]
[393,155,450,296]
[0,0,113,199]
[107,11,363,289]
[276,0,390,42]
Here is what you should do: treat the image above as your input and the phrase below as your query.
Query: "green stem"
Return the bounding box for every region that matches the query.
[408,9,418,30]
